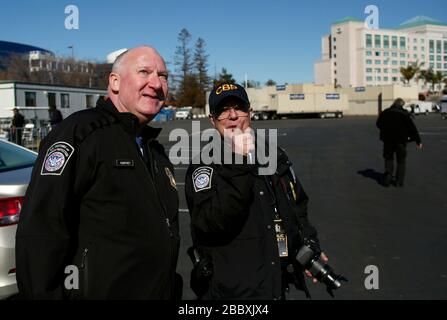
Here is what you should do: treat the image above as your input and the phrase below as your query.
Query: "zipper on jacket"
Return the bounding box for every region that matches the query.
[136,141,174,238]
[81,248,89,296]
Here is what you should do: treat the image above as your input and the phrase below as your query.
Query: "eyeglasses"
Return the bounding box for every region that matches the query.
[214,105,250,121]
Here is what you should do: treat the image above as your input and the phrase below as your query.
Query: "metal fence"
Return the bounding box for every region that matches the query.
[2,126,51,151]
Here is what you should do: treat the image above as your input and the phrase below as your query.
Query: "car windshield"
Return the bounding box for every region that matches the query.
[0,141,37,173]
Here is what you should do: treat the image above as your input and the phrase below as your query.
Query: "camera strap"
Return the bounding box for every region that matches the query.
[264,176,289,258]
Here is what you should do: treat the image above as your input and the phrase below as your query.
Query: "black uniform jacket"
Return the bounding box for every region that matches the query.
[376,105,421,144]
[185,145,318,300]
[16,98,180,300]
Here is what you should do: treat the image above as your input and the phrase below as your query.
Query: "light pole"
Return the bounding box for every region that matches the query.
[68,45,74,59]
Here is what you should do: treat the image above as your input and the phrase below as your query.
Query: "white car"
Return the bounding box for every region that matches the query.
[441,95,447,119]
[0,140,37,299]
[175,108,192,120]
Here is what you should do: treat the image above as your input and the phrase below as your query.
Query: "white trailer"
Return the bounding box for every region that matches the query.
[250,86,348,120]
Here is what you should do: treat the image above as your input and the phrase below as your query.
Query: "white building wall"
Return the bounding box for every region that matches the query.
[0,83,16,118]
[0,82,106,121]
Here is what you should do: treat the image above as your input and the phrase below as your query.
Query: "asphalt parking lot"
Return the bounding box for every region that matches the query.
[158,114,447,300]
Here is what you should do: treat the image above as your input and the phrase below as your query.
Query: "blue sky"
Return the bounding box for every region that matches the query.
[0,0,445,84]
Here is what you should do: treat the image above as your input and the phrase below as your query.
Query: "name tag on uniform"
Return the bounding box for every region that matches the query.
[114,159,134,168]
[275,218,289,258]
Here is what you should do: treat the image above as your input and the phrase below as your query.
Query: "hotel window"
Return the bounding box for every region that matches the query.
[366,68,372,73]
[391,52,397,57]
[444,63,447,69]
[421,46,425,52]
[437,63,442,69]
[334,54,337,58]
[392,60,398,65]
[413,54,417,59]
[375,35,381,48]
[413,38,417,43]
[384,35,389,48]
[25,92,36,107]
[400,61,406,66]
[377,76,382,81]
[375,60,381,65]
[366,34,372,48]
[366,51,372,56]
[400,37,406,50]
[375,51,381,57]
[422,54,425,59]
[384,77,389,81]
[334,46,337,50]
[383,51,389,57]
[421,39,425,44]
[413,46,417,51]
[430,55,434,61]
[392,36,398,49]
[429,40,434,53]
[437,55,442,61]
[400,53,406,58]
[375,68,381,73]
[366,59,372,65]
[384,60,389,65]
[437,40,442,54]
[366,76,373,81]
[392,77,398,82]
[444,41,447,52]
[392,69,398,74]
[384,68,389,73]
[430,63,435,68]
[61,93,70,109]
[444,55,447,61]
[333,37,336,42]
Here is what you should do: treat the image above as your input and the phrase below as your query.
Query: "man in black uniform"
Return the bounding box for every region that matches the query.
[16,46,180,299]
[48,105,63,129]
[185,84,327,300]
[376,98,423,187]
[11,108,25,146]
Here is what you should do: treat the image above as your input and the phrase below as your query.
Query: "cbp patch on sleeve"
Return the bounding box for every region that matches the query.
[41,142,75,176]
[192,167,213,193]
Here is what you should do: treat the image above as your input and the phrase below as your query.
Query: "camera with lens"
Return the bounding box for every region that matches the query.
[187,246,213,278]
[296,239,347,297]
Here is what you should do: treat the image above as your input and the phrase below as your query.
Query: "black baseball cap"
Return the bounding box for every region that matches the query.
[209,83,250,115]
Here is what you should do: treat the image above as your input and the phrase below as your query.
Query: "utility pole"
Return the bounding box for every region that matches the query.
[68,45,74,59]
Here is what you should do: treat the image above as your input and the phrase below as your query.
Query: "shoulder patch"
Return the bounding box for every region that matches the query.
[192,166,213,192]
[41,142,75,176]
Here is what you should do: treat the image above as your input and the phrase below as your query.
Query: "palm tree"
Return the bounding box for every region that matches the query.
[420,68,436,92]
[434,71,444,92]
[400,65,417,84]
[400,61,424,85]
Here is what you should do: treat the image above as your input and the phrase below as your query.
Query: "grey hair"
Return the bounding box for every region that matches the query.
[112,50,130,73]
[393,98,405,108]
